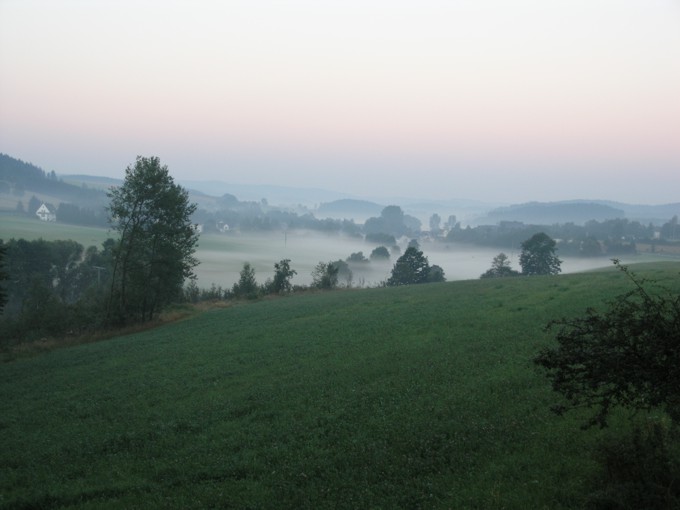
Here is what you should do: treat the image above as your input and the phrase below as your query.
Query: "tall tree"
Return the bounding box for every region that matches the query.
[50,240,84,302]
[519,232,562,276]
[311,261,339,290]
[387,246,432,286]
[269,259,296,294]
[427,264,446,283]
[364,205,411,238]
[232,262,258,299]
[444,214,458,230]
[661,215,679,240]
[107,156,198,324]
[28,195,41,215]
[2,238,53,314]
[429,213,441,233]
[370,246,390,260]
[480,252,520,278]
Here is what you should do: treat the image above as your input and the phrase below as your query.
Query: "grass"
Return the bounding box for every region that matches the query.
[0,303,204,362]
[0,213,111,247]
[1,262,679,508]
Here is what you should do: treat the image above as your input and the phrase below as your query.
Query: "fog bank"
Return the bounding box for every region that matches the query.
[193,231,644,290]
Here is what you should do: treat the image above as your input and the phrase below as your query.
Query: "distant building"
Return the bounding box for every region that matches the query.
[36,203,56,222]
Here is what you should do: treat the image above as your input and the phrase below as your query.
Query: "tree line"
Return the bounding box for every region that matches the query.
[0,237,114,342]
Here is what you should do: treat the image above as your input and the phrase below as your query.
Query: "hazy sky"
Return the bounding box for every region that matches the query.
[1,0,679,204]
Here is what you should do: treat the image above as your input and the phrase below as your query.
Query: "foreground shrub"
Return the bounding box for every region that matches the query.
[535,260,680,428]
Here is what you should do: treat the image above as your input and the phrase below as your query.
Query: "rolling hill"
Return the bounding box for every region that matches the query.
[475,200,680,226]
[315,199,384,222]
[3,152,678,228]
[2,262,679,509]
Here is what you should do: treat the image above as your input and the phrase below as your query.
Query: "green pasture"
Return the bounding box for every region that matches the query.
[2,262,679,509]
[0,214,111,248]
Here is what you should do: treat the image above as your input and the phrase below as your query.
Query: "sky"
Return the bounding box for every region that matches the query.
[1,0,679,204]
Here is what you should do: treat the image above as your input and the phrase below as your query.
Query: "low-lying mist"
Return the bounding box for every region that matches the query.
[193,230,636,290]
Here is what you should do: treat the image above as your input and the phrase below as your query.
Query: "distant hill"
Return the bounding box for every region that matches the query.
[60,174,122,191]
[4,153,678,226]
[0,153,107,210]
[178,180,353,207]
[315,199,384,221]
[476,200,680,226]
[0,153,47,186]
[477,201,625,225]
[589,200,680,224]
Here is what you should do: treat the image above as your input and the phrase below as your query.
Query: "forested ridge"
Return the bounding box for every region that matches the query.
[0,153,106,206]
[1,153,110,226]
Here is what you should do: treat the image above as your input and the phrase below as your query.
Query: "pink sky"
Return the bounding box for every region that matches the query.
[1,0,679,203]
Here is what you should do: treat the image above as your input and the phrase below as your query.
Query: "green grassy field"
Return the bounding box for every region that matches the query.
[2,262,678,509]
[0,213,112,247]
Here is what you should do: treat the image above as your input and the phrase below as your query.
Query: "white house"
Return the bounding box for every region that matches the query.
[36,203,56,222]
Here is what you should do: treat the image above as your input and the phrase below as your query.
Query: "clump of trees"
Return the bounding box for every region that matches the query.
[479,232,561,279]
[311,261,340,290]
[232,263,259,299]
[57,202,108,227]
[444,215,680,258]
[386,246,445,286]
[347,252,368,263]
[480,253,519,278]
[661,215,679,240]
[519,232,561,275]
[365,232,397,246]
[0,237,115,344]
[364,205,421,239]
[195,199,362,237]
[266,259,297,294]
[370,246,390,260]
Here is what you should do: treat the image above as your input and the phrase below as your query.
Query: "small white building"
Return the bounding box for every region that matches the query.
[36,203,56,222]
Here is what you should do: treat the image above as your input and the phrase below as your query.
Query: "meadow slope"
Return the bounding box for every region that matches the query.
[1,263,679,509]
